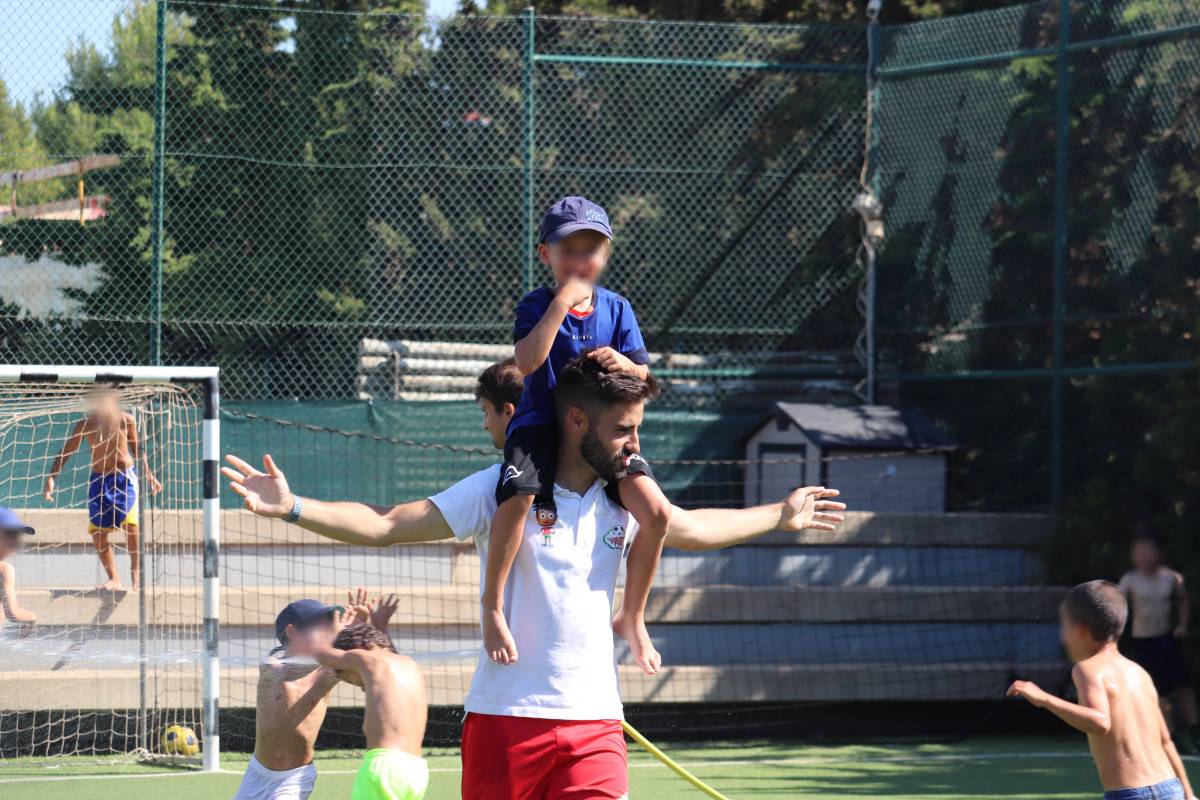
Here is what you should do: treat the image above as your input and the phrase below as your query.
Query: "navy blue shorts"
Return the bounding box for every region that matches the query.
[1104,777,1184,800]
[1128,635,1190,695]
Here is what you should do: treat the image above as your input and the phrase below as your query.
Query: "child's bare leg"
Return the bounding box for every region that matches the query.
[481,495,532,665]
[613,474,670,675]
[125,524,140,591]
[92,530,121,591]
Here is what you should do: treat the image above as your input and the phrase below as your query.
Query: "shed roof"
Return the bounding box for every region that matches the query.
[771,402,957,451]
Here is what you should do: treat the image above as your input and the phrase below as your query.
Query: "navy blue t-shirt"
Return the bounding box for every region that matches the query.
[509,286,650,433]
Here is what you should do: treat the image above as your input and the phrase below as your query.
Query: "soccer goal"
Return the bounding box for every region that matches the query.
[0,366,220,772]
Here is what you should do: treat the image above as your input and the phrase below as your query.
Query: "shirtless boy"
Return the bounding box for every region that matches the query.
[234,591,399,800]
[316,615,429,800]
[0,507,37,623]
[1008,580,1196,800]
[43,385,161,591]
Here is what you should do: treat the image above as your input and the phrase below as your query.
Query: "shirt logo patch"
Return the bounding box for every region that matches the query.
[604,525,626,550]
[534,505,558,527]
[535,503,557,547]
[501,465,524,485]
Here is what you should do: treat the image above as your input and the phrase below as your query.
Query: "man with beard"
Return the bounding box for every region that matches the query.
[223,354,846,800]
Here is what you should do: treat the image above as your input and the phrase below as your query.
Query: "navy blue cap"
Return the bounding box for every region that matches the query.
[0,507,34,535]
[538,196,612,244]
[275,599,342,644]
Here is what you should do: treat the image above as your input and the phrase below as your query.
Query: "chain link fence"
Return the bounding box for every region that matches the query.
[1,2,869,400]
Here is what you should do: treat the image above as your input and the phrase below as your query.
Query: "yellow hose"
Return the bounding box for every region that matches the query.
[622,720,731,800]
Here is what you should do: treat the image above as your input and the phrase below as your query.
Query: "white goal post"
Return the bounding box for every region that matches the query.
[0,365,220,772]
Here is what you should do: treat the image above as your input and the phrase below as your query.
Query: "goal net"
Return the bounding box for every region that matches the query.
[0,370,217,767]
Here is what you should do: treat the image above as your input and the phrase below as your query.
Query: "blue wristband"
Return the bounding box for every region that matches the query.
[284,495,303,523]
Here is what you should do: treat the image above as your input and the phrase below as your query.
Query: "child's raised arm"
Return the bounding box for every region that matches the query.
[1007,666,1113,736]
[313,645,357,672]
[513,279,592,375]
[43,420,87,501]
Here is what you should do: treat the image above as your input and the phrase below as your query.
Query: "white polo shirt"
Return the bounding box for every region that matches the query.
[430,464,637,721]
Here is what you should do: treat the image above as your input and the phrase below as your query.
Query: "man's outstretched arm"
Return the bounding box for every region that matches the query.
[664,487,844,552]
[222,454,453,545]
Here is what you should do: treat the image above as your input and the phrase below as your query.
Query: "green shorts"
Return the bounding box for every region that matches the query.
[351,748,429,800]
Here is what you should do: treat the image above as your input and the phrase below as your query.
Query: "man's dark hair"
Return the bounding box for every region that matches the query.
[1062,580,1128,642]
[475,358,524,409]
[334,623,396,653]
[555,353,660,420]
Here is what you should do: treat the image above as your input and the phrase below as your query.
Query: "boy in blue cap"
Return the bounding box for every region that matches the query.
[482,196,672,674]
[0,507,37,623]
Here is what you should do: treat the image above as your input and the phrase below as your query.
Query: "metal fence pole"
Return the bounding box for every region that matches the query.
[1050,0,1071,509]
[865,9,882,404]
[148,0,168,365]
[522,7,537,294]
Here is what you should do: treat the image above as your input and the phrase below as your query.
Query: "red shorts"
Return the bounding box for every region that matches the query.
[461,713,628,800]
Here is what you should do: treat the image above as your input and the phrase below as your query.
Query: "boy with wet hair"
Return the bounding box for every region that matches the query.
[485,196,671,675]
[0,507,37,623]
[1008,580,1196,800]
[474,358,524,450]
[1120,532,1199,751]
[317,615,429,800]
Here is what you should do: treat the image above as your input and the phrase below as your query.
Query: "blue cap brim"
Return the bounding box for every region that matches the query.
[543,220,612,244]
[298,604,343,623]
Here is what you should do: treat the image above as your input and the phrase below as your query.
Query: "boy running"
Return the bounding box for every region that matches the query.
[1120,532,1199,752]
[316,614,429,800]
[485,196,671,673]
[1008,580,1197,800]
[0,507,37,623]
[43,385,161,591]
[234,590,399,800]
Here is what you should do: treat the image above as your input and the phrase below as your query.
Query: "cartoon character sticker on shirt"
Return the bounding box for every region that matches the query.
[534,503,558,547]
[603,525,626,550]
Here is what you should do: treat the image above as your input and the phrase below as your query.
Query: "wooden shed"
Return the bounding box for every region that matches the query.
[744,403,957,513]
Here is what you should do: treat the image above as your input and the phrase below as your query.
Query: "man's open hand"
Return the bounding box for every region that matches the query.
[222,454,294,518]
[777,487,845,532]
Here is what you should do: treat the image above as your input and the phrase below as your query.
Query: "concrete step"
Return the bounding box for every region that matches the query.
[15,509,1054,548]
[0,660,1070,710]
[11,585,1068,627]
[2,620,1061,672]
[9,543,1039,588]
